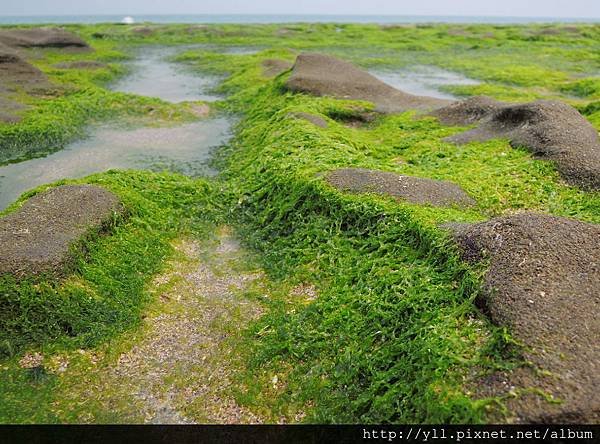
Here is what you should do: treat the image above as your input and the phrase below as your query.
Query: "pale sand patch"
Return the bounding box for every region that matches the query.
[104,226,265,423]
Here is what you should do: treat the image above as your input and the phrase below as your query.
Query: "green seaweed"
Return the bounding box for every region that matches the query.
[0,21,599,424]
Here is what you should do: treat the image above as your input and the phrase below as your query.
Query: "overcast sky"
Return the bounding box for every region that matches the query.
[3,0,600,18]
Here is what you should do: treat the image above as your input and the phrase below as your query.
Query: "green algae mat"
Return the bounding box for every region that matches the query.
[0,22,599,424]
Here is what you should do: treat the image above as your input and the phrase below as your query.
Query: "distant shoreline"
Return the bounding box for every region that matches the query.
[1,14,599,25]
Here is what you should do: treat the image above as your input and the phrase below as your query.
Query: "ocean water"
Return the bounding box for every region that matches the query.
[0,14,598,25]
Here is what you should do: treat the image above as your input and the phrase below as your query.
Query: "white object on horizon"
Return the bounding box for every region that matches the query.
[122,16,135,25]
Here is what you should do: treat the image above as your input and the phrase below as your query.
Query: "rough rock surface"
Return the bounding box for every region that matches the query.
[325,168,475,207]
[261,58,292,77]
[0,28,89,49]
[290,111,328,128]
[0,96,27,123]
[432,97,600,189]
[285,53,450,113]
[0,185,124,277]
[326,106,378,128]
[0,44,49,122]
[0,44,50,93]
[447,212,600,422]
[185,25,209,34]
[430,95,505,126]
[130,26,156,36]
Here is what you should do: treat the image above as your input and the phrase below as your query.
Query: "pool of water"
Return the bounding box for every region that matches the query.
[370,65,479,99]
[111,46,224,102]
[0,45,241,210]
[214,46,262,55]
[0,119,232,210]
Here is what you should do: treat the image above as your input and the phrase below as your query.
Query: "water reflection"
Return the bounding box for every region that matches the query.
[0,119,232,209]
[370,65,479,99]
[111,46,224,102]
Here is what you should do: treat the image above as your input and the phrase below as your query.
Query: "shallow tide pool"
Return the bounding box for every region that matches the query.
[0,46,236,210]
[370,65,479,99]
[0,119,232,210]
[111,46,224,102]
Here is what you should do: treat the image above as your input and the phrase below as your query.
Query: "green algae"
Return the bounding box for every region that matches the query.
[0,22,599,424]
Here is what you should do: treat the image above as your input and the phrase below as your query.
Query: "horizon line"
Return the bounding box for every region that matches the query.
[1,13,599,20]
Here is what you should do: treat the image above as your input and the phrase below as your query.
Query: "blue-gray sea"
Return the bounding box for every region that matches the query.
[0,14,598,25]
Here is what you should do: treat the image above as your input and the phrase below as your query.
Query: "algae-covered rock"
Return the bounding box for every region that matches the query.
[0,43,50,93]
[325,168,475,208]
[430,95,505,126]
[432,97,600,190]
[54,60,107,70]
[290,112,328,128]
[261,58,292,77]
[0,27,89,49]
[130,26,156,37]
[0,185,124,277]
[0,96,27,124]
[0,44,50,122]
[286,53,450,113]
[447,212,600,422]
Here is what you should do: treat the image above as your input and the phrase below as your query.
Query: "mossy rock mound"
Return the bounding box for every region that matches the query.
[285,53,449,113]
[0,27,89,49]
[325,106,378,128]
[448,212,600,423]
[433,97,600,190]
[0,44,50,93]
[261,58,292,77]
[290,111,328,128]
[0,95,27,124]
[0,44,50,122]
[430,95,504,126]
[325,168,475,208]
[0,185,124,277]
[130,26,156,36]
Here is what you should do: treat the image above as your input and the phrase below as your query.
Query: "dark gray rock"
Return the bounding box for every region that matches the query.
[0,185,125,277]
[286,53,450,113]
[325,167,475,208]
[446,212,600,422]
